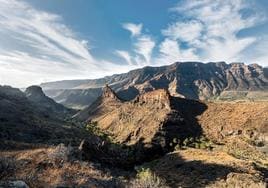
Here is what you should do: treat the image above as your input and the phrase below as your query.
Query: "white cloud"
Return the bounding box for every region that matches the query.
[1,0,267,88]
[115,50,133,65]
[134,35,155,65]
[237,35,268,66]
[162,0,267,64]
[201,36,256,62]
[0,0,135,87]
[118,23,156,66]
[122,23,143,37]
[157,39,198,65]
[162,20,203,43]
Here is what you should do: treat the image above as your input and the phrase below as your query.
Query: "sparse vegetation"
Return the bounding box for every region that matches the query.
[48,143,73,166]
[85,121,112,142]
[173,136,213,151]
[226,140,268,166]
[129,167,168,188]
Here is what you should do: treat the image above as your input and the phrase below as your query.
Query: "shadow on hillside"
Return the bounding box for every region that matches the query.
[150,156,241,188]
[79,97,207,166]
[171,96,207,137]
[134,98,243,187]
[76,97,246,187]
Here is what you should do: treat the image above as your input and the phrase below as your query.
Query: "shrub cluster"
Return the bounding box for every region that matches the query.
[170,136,213,151]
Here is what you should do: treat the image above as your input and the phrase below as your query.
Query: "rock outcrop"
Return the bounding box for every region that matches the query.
[25,85,74,117]
[75,86,205,166]
[133,89,171,110]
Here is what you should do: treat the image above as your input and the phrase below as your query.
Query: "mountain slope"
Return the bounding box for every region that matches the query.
[0,85,83,147]
[74,85,268,166]
[41,62,268,109]
[74,85,204,149]
[25,85,75,117]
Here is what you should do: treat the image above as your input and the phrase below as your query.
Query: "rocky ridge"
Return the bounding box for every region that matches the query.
[41,62,268,109]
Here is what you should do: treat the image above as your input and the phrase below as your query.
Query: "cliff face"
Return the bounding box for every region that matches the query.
[134,89,171,110]
[41,62,268,109]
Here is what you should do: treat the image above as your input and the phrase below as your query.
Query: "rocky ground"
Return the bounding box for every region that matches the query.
[0,86,267,187]
[0,142,267,188]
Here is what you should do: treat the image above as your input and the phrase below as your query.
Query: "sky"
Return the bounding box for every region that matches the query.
[0,0,268,87]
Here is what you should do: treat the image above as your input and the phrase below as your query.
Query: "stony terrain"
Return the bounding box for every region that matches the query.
[41,62,268,109]
[198,102,268,144]
[0,84,267,187]
[145,149,267,188]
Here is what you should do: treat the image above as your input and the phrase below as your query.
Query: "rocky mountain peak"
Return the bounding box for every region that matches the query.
[102,84,120,101]
[25,85,46,98]
[25,85,72,116]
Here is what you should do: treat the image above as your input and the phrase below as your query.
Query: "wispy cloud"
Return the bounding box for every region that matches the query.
[115,50,133,65]
[162,20,203,43]
[0,0,135,87]
[162,0,266,64]
[118,22,156,66]
[134,35,155,65]
[0,0,267,87]
[157,39,198,64]
[122,23,143,37]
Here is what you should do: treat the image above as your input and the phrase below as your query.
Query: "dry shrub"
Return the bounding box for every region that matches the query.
[47,143,73,166]
[0,157,15,178]
[129,168,169,188]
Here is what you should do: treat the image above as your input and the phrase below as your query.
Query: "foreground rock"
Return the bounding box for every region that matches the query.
[0,146,121,188]
[0,181,29,188]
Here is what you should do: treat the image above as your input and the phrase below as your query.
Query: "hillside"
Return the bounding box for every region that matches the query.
[74,85,203,147]
[1,85,267,187]
[41,62,268,109]
[0,85,83,148]
[74,86,268,166]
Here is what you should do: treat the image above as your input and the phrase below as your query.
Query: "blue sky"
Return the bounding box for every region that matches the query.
[0,0,267,87]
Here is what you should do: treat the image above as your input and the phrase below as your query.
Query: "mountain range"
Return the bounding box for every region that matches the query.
[41,62,268,109]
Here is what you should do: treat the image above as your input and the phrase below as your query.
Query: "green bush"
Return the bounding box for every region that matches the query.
[178,136,213,150]
[85,121,111,141]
